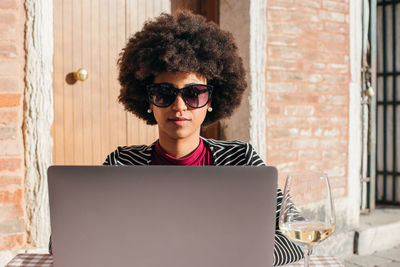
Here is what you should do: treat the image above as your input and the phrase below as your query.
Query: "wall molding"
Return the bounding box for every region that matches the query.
[24,0,54,247]
[249,0,267,161]
[347,0,363,226]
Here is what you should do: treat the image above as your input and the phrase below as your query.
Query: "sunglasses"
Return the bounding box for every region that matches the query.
[146,83,213,108]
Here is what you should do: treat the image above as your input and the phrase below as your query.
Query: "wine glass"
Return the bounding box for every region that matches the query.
[279,173,335,267]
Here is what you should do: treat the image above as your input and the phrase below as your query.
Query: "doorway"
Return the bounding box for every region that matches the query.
[376,0,400,205]
[52,0,220,165]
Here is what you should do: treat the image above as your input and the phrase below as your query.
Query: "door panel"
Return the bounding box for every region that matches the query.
[71,0,84,164]
[52,0,64,164]
[53,0,168,165]
[81,0,95,164]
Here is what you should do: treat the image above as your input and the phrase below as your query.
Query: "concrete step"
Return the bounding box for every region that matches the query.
[355,207,400,255]
[344,244,400,267]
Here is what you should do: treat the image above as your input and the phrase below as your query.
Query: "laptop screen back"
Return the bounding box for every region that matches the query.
[48,166,277,267]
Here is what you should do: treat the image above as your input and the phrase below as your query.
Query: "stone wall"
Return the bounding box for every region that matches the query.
[0,0,28,263]
[265,0,358,257]
[0,0,54,265]
[265,0,350,197]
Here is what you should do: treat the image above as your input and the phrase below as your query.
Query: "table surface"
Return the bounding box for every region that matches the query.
[6,253,343,267]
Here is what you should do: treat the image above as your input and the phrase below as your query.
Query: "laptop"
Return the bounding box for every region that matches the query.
[48,166,278,267]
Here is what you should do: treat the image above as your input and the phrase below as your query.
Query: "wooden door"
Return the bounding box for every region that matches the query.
[52,0,170,165]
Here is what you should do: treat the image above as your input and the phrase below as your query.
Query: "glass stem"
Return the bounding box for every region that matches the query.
[303,246,312,267]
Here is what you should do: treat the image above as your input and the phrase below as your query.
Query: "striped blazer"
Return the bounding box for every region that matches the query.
[104,138,303,266]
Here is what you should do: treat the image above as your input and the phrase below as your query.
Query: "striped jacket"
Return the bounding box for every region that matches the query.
[104,138,303,266]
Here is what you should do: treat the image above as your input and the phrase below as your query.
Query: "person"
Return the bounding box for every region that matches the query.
[104,10,303,266]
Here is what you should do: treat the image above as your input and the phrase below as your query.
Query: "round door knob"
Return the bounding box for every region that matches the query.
[74,68,88,81]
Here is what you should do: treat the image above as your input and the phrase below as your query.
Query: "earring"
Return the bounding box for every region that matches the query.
[147,108,152,113]
[207,107,213,112]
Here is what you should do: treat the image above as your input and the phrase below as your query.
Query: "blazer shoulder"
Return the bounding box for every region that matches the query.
[103,144,152,165]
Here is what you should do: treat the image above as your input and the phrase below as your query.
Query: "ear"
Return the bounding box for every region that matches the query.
[147,103,154,114]
[206,101,213,112]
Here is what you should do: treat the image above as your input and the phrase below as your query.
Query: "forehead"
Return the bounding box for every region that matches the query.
[153,72,207,86]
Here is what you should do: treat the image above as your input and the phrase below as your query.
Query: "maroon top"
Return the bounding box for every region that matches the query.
[152,138,214,165]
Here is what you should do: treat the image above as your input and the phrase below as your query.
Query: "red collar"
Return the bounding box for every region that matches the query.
[152,138,214,165]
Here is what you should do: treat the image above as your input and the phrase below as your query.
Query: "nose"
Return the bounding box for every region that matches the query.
[171,93,187,111]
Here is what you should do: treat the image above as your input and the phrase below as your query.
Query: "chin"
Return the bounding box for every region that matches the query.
[170,132,192,140]
[168,129,198,140]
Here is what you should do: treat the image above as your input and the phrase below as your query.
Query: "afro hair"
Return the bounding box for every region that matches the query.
[118,10,247,126]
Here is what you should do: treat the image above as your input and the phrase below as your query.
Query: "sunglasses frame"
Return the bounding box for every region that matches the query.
[146,83,213,109]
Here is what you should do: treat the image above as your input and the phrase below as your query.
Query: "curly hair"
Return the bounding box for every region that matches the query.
[118,10,247,126]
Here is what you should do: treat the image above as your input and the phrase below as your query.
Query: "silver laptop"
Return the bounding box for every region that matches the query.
[48,166,277,267]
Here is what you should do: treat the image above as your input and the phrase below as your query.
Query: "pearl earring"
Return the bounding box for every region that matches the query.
[207,107,213,112]
[147,109,152,113]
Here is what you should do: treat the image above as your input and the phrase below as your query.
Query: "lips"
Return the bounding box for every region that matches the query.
[168,117,191,126]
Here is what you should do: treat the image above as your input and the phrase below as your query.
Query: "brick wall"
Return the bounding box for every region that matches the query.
[0,0,27,250]
[265,0,350,198]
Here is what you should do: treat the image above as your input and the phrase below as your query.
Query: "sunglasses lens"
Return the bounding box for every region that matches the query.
[183,85,209,108]
[149,85,176,107]
[148,84,211,108]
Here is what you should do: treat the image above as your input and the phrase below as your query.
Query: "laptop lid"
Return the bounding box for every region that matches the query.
[48,166,277,267]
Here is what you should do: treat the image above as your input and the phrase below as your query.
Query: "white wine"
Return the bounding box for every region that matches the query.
[280,221,335,246]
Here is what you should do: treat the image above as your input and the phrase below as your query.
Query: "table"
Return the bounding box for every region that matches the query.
[6,254,343,267]
[284,256,344,266]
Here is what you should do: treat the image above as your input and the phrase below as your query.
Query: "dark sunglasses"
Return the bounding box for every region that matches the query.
[146,83,213,108]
